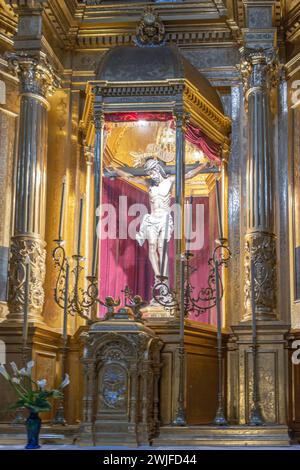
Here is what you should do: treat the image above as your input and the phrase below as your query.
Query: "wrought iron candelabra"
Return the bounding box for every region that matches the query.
[150,238,231,316]
[186,237,231,426]
[53,238,150,326]
[52,237,100,424]
[151,237,231,426]
[184,238,231,316]
[52,239,99,323]
[152,275,178,311]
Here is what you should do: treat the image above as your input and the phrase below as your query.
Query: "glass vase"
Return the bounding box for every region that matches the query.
[25,410,41,449]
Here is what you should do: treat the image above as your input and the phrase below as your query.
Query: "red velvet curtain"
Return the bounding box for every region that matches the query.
[185,123,221,164]
[98,181,213,323]
[105,112,173,123]
[99,178,154,316]
[99,112,219,323]
[206,185,220,326]
[186,197,212,323]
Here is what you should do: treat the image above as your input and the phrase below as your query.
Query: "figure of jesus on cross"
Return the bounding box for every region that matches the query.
[110,157,208,282]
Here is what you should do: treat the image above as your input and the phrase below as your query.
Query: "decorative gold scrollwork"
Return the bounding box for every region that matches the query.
[244,232,277,319]
[8,235,46,317]
[134,7,166,47]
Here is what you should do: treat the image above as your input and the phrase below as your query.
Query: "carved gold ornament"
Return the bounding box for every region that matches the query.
[244,233,276,318]
[134,7,166,47]
[8,235,46,316]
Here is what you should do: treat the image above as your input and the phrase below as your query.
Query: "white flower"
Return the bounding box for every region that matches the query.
[26,361,35,372]
[10,362,19,376]
[37,379,47,389]
[0,364,9,380]
[19,361,35,377]
[59,373,70,389]
[11,377,20,384]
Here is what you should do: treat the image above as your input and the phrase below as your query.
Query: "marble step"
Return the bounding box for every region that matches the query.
[152,425,291,447]
[0,424,79,445]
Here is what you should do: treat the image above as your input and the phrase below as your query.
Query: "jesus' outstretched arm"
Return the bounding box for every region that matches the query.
[185,160,211,180]
[105,166,149,189]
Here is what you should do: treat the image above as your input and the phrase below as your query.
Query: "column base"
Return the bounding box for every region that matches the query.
[242,312,278,322]
[228,322,290,425]
[7,234,46,324]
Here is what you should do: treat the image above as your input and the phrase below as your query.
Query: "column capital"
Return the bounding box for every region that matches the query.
[239,47,280,99]
[5,0,48,11]
[93,110,105,131]
[174,110,190,130]
[84,145,94,166]
[7,52,60,100]
[221,140,231,163]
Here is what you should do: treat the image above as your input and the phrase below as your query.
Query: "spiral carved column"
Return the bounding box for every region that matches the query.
[7,53,59,322]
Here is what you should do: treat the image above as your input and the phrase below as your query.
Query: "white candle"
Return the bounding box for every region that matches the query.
[77,195,84,256]
[186,195,193,251]
[214,259,221,342]
[58,176,66,240]
[215,179,223,240]
[251,260,256,333]
[63,259,69,342]
[160,212,169,277]
[92,233,99,278]
[23,255,30,345]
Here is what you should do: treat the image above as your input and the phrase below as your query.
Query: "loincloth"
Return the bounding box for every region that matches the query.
[136,212,174,246]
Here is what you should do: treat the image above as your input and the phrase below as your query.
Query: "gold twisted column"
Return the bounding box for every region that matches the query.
[7,53,59,322]
[240,48,279,321]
